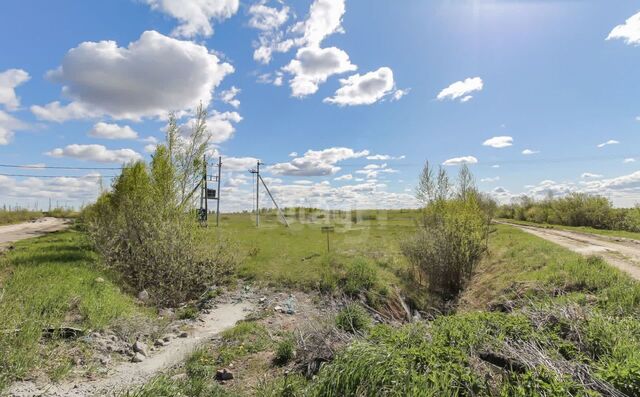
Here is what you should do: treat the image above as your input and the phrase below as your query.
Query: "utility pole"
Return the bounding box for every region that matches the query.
[216,156,222,227]
[204,154,208,223]
[249,161,261,227]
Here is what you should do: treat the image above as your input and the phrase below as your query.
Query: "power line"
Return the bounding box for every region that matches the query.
[0,173,116,178]
[0,164,121,170]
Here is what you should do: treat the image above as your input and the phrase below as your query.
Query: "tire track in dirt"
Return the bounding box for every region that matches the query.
[0,218,70,247]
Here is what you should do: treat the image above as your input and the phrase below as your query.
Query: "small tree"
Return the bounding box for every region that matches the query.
[403,163,490,302]
[84,108,236,306]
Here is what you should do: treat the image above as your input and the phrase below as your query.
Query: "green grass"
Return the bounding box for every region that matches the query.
[214,210,419,292]
[301,224,640,396]
[462,224,640,312]
[498,218,640,241]
[0,229,152,390]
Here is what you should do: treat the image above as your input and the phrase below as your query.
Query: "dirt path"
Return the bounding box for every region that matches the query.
[502,222,640,281]
[6,302,253,397]
[0,218,70,247]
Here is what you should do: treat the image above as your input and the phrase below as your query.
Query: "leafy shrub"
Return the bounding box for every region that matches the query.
[335,304,371,333]
[84,107,237,306]
[403,163,490,301]
[498,193,640,233]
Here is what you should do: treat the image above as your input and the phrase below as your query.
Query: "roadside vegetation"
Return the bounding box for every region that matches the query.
[0,207,77,226]
[0,229,153,390]
[4,148,640,396]
[83,106,237,306]
[498,193,640,234]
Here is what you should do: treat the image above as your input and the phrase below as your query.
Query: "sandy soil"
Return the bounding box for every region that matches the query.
[6,302,254,397]
[503,222,640,281]
[0,218,70,247]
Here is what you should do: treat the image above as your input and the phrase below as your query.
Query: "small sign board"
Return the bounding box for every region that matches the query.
[206,189,217,199]
[321,226,335,252]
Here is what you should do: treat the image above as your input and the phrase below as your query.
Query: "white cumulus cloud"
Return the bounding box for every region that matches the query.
[220,86,240,108]
[144,0,239,38]
[0,110,27,145]
[248,3,289,31]
[324,67,395,106]
[581,172,603,179]
[0,69,30,111]
[437,77,483,102]
[32,31,233,122]
[46,144,142,163]
[88,122,138,140]
[270,147,368,176]
[283,46,356,97]
[482,136,513,149]
[443,156,478,166]
[607,11,640,45]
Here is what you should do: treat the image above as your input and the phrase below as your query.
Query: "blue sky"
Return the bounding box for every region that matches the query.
[1,0,639,210]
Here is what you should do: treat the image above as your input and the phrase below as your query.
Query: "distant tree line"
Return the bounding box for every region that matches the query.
[497,193,640,232]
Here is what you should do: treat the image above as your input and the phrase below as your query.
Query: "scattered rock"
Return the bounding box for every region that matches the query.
[274,305,283,312]
[131,352,145,363]
[133,340,148,357]
[154,339,166,347]
[163,335,172,342]
[99,356,111,366]
[259,297,267,304]
[178,331,189,338]
[215,368,234,381]
[138,290,150,302]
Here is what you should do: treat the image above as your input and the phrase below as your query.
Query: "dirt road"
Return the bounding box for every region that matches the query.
[502,222,640,281]
[7,302,254,397]
[0,218,70,247]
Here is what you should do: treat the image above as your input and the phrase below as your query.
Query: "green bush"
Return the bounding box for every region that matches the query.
[498,193,640,233]
[405,163,491,302]
[84,107,237,306]
[335,304,371,333]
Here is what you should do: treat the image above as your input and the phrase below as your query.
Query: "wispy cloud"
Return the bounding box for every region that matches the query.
[597,139,619,148]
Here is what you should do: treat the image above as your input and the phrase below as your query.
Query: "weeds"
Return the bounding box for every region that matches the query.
[335,304,371,333]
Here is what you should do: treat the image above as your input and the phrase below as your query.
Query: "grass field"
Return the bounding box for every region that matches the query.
[126,222,640,396]
[0,229,154,390]
[214,210,420,292]
[497,218,640,241]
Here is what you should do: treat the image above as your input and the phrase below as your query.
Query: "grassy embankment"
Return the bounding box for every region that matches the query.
[497,217,640,241]
[128,224,640,396]
[0,229,154,390]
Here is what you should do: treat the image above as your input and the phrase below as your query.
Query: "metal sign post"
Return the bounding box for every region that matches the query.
[321,226,335,253]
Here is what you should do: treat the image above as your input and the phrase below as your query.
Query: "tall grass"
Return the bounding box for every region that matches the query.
[0,230,151,390]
